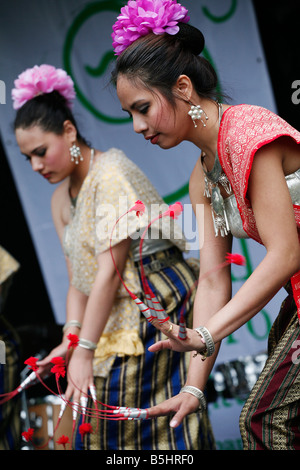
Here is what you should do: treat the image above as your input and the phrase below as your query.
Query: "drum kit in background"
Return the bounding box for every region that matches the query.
[22,395,73,450]
[19,352,73,450]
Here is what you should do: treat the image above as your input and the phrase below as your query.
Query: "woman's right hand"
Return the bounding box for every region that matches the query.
[64,346,95,408]
[36,339,70,378]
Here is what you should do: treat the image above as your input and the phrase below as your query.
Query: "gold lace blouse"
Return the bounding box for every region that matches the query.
[63,148,186,377]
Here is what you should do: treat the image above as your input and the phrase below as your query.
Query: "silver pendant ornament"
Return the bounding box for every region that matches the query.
[210,186,230,237]
[201,103,232,237]
[203,164,232,237]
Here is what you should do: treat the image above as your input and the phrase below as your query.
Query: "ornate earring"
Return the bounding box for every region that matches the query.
[188,103,209,128]
[70,143,83,164]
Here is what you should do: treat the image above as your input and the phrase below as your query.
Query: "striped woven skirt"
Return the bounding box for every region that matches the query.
[239,286,300,449]
[74,247,215,450]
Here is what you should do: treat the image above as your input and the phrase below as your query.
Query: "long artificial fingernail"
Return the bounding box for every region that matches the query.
[89,384,97,402]
[73,402,79,421]
[170,419,177,428]
[80,396,88,415]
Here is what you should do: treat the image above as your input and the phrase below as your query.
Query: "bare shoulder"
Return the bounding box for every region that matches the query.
[253,135,300,176]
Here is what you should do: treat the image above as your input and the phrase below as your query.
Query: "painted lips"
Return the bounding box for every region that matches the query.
[146,134,159,145]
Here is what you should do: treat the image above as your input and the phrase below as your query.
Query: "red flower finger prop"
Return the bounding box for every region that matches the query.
[110,201,184,325]
[1,202,247,449]
[79,422,93,439]
[5,336,150,449]
[22,427,34,443]
[56,435,70,450]
[24,356,39,371]
[176,251,246,339]
[51,357,66,379]
[109,200,167,323]
[109,200,246,342]
[67,333,79,349]
[138,202,184,324]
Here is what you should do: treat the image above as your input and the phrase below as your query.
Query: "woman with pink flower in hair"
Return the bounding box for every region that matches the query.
[112,0,300,450]
[12,63,215,449]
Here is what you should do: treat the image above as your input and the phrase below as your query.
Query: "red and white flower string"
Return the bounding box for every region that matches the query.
[0,200,246,448]
[3,335,149,449]
[109,199,246,336]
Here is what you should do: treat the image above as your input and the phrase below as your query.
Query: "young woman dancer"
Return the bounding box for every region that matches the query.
[112,0,300,450]
[12,63,214,449]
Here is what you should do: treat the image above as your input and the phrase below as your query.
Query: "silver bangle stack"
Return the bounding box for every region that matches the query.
[180,385,207,411]
[62,320,82,333]
[78,338,97,351]
[193,326,215,360]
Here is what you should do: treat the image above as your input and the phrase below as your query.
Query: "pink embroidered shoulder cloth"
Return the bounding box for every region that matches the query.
[218,104,300,321]
[218,104,300,243]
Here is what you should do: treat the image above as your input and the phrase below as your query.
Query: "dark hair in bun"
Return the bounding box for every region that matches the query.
[112,23,219,105]
[176,22,205,56]
[14,90,88,144]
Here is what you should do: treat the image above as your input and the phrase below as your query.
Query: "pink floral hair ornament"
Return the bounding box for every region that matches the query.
[12,64,76,110]
[112,0,190,56]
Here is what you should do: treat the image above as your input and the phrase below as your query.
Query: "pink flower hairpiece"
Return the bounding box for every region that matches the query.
[112,0,190,56]
[12,64,76,110]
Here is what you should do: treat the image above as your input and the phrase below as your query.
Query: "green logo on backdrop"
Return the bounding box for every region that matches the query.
[63,0,237,126]
[63,0,236,202]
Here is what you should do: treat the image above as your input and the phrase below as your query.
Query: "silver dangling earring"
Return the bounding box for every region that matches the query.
[188,103,209,128]
[70,143,83,165]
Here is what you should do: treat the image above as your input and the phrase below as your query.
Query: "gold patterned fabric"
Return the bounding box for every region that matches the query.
[0,246,20,305]
[63,148,187,377]
[240,288,300,450]
[0,246,20,285]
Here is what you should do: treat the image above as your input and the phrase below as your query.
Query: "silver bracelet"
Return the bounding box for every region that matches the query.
[180,386,207,411]
[78,338,97,351]
[193,326,215,360]
[63,320,82,333]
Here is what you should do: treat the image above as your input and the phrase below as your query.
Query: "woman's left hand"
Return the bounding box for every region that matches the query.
[148,320,205,355]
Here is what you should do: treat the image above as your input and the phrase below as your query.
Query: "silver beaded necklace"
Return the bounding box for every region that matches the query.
[201,104,232,237]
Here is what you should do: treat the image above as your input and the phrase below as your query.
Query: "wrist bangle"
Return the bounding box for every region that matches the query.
[193,326,215,360]
[63,320,82,333]
[78,338,97,351]
[180,386,207,411]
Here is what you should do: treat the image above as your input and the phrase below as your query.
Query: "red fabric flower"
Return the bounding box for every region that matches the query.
[225,253,246,266]
[130,200,145,217]
[50,356,66,379]
[163,201,183,219]
[24,357,39,371]
[22,427,34,442]
[79,422,93,437]
[67,333,79,349]
[56,435,70,450]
